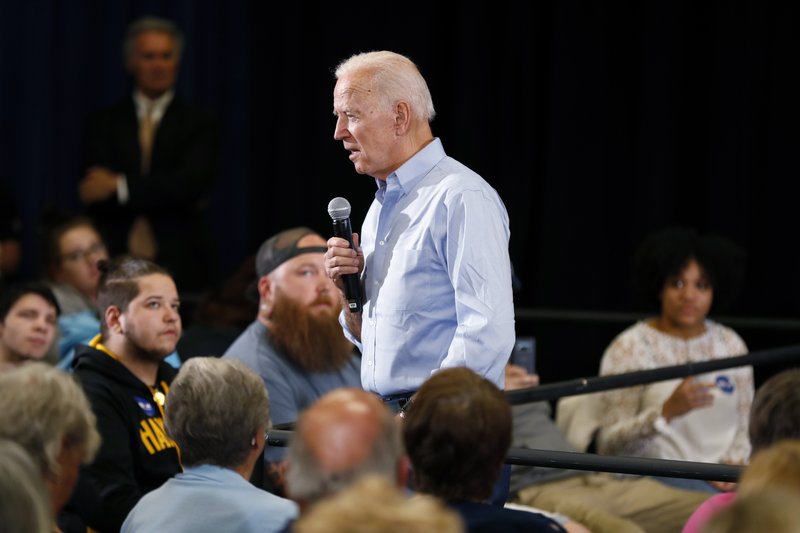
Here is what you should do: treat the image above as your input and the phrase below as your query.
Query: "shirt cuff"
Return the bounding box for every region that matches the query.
[653,413,670,433]
[338,310,363,353]
[116,174,129,204]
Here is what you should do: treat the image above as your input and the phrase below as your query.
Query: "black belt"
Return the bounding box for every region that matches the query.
[379,390,416,415]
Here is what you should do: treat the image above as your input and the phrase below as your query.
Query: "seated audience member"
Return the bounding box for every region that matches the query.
[40,211,181,370]
[285,388,407,514]
[505,364,710,533]
[402,367,567,532]
[0,362,100,530]
[122,357,297,532]
[223,227,360,490]
[61,257,183,532]
[701,489,800,533]
[0,439,52,533]
[294,475,464,533]
[596,227,752,493]
[40,213,108,363]
[0,282,59,371]
[176,254,257,360]
[683,368,800,533]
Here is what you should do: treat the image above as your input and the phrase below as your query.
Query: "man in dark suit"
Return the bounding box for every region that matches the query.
[79,16,221,293]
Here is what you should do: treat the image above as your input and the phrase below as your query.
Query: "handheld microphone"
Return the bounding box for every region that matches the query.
[327,197,363,313]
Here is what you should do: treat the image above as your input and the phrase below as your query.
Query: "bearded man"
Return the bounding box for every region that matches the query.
[223,227,360,491]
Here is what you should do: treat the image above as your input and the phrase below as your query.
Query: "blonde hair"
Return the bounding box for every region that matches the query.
[702,489,800,533]
[738,439,800,498]
[0,362,100,480]
[294,475,463,533]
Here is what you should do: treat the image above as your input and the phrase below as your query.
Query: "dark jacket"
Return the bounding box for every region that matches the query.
[448,500,567,533]
[61,343,181,533]
[82,96,222,291]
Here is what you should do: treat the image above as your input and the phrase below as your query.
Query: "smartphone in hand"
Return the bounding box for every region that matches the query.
[510,337,536,374]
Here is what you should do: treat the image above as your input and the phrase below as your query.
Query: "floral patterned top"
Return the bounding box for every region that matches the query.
[596,320,752,464]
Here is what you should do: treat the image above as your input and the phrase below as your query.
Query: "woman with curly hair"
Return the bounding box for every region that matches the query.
[596,227,753,493]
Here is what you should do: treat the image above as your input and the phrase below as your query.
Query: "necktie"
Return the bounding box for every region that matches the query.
[139,104,155,175]
[130,103,158,259]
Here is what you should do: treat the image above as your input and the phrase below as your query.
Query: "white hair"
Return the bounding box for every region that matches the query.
[335,50,436,122]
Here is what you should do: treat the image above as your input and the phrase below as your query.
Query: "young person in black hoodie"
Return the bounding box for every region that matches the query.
[60,257,182,532]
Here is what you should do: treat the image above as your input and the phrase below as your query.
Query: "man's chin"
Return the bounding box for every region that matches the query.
[309,305,339,319]
[145,347,177,363]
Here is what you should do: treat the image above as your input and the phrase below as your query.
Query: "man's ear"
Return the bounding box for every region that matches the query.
[258,276,274,316]
[105,306,123,334]
[394,101,411,135]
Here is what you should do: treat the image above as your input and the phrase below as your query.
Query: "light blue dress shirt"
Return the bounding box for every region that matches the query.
[343,138,515,395]
[121,463,298,533]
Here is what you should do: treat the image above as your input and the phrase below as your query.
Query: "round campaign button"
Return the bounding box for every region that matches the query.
[715,375,735,394]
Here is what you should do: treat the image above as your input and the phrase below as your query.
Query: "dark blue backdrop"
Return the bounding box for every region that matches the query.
[0,0,248,283]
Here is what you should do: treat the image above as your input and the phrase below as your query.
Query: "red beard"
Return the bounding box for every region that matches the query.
[267,289,356,373]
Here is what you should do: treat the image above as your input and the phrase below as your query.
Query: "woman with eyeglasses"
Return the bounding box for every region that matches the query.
[41,212,109,365]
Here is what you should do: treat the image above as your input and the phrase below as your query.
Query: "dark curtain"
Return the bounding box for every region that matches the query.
[2,1,797,378]
[246,1,798,317]
[0,0,248,282]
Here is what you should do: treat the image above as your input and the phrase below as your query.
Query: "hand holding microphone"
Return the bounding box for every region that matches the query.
[326,197,363,313]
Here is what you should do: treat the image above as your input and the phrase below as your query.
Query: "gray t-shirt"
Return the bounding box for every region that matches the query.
[222,320,361,461]
[509,402,580,494]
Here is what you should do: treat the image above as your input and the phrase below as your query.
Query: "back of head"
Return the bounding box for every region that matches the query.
[633,226,745,311]
[0,362,100,480]
[255,227,325,278]
[334,50,436,123]
[293,475,464,533]
[702,489,800,533]
[0,439,52,533]
[164,357,269,468]
[123,16,184,66]
[402,367,512,502]
[96,256,169,335]
[738,439,800,498]
[286,388,403,505]
[749,369,800,454]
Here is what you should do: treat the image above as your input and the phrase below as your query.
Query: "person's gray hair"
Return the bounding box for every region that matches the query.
[0,439,52,533]
[335,51,436,123]
[0,363,100,480]
[164,357,270,468]
[123,16,184,67]
[286,400,403,504]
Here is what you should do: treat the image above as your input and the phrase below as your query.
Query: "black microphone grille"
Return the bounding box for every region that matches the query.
[327,197,351,220]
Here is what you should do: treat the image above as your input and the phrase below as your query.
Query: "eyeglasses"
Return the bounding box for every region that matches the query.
[61,242,107,263]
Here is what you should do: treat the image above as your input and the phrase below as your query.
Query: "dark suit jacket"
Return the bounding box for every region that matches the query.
[82,96,222,292]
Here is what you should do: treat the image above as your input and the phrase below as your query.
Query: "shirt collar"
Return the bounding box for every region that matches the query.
[375,138,446,201]
[133,89,174,122]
